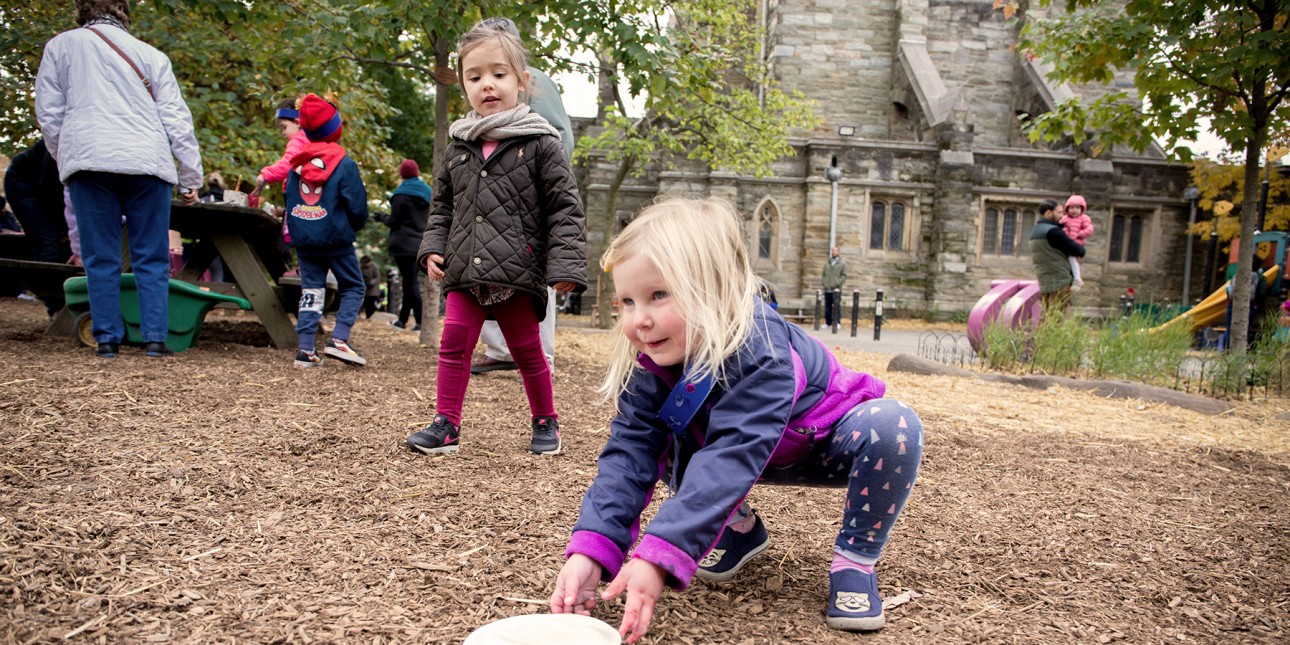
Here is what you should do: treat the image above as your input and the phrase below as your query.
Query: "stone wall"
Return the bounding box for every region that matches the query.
[571,0,1192,319]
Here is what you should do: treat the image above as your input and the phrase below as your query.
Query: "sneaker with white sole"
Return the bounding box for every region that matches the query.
[529,416,561,455]
[825,567,885,631]
[695,513,771,582]
[406,415,460,454]
[323,338,367,366]
[294,349,323,368]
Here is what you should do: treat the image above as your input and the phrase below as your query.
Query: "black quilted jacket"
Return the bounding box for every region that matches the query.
[419,133,588,321]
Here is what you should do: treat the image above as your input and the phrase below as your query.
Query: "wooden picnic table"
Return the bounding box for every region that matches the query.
[168,201,296,348]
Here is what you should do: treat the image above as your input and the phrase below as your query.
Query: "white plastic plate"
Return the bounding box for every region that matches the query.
[463,613,621,645]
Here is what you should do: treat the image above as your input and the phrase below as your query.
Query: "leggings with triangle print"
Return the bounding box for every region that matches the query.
[762,398,923,563]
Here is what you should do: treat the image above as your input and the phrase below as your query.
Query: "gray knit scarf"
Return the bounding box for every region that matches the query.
[448,104,558,142]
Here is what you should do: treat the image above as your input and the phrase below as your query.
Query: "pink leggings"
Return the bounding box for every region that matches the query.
[436,290,555,425]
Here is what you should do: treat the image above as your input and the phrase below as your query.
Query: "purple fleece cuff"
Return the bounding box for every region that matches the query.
[631,534,698,590]
[566,531,625,581]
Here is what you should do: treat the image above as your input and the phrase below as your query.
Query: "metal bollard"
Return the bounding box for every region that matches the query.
[813,289,822,330]
[850,290,860,337]
[874,289,884,341]
[832,289,841,334]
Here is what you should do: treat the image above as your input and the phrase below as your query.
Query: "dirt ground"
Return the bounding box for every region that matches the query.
[2,298,1288,644]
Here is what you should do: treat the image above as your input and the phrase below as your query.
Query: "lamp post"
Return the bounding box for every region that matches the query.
[1257,158,1271,232]
[1182,186,1200,305]
[825,157,842,251]
[1203,227,1219,296]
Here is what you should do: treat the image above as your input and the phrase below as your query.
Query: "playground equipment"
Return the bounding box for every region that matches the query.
[64,274,253,352]
[966,279,1042,352]
[1151,264,1281,335]
[1151,231,1289,336]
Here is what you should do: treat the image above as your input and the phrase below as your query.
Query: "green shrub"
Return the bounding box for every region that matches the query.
[1029,311,1087,374]
[1089,310,1191,386]
[980,321,1028,372]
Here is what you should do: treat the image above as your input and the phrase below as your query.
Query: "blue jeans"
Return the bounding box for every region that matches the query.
[295,250,364,351]
[66,172,172,344]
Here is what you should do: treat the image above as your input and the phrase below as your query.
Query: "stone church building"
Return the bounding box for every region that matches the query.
[578,0,1194,317]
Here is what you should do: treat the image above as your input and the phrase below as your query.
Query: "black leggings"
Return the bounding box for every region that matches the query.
[393,254,423,325]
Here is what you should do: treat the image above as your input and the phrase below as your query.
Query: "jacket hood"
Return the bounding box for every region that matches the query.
[391,176,432,203]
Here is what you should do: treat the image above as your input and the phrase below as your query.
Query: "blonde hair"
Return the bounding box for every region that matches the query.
[456,20,531,94]
[600,198,763,400]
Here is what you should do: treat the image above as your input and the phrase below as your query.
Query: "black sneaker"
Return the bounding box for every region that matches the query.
[406,415,460,454]
[389,320,407,329]
[96,342,119,358]
[294,349,324,368]
[695,513,771,582]
[471,356,518,374]
[145,341,172,357]
[529,416,561,455]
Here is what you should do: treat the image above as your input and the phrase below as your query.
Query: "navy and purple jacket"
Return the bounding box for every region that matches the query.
[565,300,886,589]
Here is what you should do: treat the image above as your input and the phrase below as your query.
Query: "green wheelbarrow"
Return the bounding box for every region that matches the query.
[63,274,253,352]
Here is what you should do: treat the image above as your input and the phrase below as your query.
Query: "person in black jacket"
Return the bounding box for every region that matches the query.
[404,22,587,458]
[382,159,431,329]
[4,138,70,263]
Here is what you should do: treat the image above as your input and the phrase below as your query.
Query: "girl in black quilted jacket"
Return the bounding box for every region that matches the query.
[405,20,588,457]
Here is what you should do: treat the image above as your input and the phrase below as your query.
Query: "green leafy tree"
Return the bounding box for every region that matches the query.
[1,1,398,190]
[581,0,822,327]
[1010,0,1290,353]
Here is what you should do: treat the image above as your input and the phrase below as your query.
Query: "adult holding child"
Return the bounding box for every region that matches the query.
[1029,198,1086,319]
[403,19,588,457]
[35,0,203,358]
[470,16,576,375]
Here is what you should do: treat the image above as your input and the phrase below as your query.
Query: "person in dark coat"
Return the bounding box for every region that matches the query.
[381,159,431,329]
[404,21,587,458]
[360,254,382,319]
[4,138,70,263]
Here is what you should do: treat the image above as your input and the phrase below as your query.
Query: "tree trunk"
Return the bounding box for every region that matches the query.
[594,155,636,329]
[418,34,451,350]
[1229,126,1267,354]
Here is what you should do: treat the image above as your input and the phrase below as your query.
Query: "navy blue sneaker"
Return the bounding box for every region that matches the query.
[95,342,119,358]
[825,567,884,631]
[694,513,770,582]
[406,415,460,454]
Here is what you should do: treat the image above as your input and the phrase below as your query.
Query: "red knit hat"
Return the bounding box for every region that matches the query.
[298,94,342,143]
[398,159,420,179]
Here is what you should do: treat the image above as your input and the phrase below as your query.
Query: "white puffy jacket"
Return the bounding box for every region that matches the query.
[35,23,202,191]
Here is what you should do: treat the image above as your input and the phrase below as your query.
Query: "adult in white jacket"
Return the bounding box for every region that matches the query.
[35,0,202,359]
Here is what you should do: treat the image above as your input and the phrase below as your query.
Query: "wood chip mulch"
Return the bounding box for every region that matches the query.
[1,299,1287,644]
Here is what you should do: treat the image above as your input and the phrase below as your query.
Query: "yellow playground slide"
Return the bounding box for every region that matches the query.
[1152,265,1281,333]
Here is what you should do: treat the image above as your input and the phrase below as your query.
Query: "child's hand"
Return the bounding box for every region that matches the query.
[552,281,577,293]
[250,176,266,197]
[601,558,666,644]
[550,554,601,615]
[426,254,445,280]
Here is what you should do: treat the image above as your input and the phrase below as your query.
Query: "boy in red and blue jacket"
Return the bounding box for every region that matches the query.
[284,93,368,368]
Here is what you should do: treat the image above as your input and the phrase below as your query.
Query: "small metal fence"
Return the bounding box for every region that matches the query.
[915,331,1290,400]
